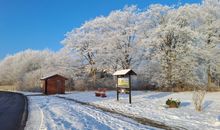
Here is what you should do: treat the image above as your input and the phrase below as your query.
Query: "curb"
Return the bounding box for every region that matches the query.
[19,94,28,130]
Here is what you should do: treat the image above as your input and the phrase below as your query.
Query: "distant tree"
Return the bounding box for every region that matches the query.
[0,49,54,90]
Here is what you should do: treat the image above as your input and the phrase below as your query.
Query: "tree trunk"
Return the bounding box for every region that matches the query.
[166,50,173,89]
[207,65,211,89]
[168,62,173,90]
[93,70,96,88]
[90,67,96,88]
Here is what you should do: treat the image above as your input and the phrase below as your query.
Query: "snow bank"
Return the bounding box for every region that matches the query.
[59,91,220,130]
[25,98,43,130]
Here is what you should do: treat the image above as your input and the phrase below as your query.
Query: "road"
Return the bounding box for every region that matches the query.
[0,91,28,130]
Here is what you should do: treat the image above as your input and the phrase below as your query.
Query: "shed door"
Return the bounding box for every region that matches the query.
[56,80,62,94]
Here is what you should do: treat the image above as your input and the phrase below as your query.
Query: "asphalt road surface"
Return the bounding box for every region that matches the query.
[0,91,28,130]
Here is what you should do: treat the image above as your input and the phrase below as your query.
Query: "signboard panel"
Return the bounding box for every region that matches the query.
[118,78,129,88]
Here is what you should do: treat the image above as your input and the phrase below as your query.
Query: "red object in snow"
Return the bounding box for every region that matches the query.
[95,88,107,97]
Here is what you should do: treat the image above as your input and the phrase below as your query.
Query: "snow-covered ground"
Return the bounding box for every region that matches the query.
[58,91,220,130]
[24,93,158,130]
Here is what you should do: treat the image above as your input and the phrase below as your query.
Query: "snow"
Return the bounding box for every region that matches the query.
[40,74,66,80]
[113,69,137,76]
[25,92,158,130]
[25,97,43,130]
[23,91,220,130]
[58,91,220,130]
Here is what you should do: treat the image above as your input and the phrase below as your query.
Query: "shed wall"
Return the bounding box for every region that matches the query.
[42,75,66,95]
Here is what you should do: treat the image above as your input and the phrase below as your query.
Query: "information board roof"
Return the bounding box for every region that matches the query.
[113,69,137,76]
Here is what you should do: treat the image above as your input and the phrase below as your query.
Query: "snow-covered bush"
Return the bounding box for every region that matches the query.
[166,98,181,108]
[192,90,206,111]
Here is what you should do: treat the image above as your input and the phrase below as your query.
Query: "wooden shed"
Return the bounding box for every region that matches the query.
[40,74,68,95]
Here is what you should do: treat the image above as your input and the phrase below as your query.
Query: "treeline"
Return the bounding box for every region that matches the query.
[0,0,220,91]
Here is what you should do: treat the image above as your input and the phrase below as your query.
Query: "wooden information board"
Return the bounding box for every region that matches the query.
[113,69,137,104]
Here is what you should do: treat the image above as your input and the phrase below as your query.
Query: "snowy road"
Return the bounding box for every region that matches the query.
[25,95,158,130]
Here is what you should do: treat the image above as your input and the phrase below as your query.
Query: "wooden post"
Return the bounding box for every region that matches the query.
[117,76,119,101]
[117,87,119,101]
[45,79,48,95]
[129,75,131,104]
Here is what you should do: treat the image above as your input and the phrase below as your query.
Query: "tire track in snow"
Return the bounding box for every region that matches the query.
[36,97,64,130]
[52,97,154,130]
[28,96,156,130]
[59,98,150,130]
[56,96,185,130]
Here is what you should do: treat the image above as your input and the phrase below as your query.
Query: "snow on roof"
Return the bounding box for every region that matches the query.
[40,74,68,80]
[113,69,137,76]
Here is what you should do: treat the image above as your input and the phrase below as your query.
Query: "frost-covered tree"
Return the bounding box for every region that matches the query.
[150,25,201,88]
[98,6,145,71]
[62,16,109,87]
[63,17,109,73]
[2,0,219,92]
[0,49,55,91]
[62,6,146,73]
[196,0,220,89]
[137,4,172,86]
[143,5,205,87]
[61,1,220,90]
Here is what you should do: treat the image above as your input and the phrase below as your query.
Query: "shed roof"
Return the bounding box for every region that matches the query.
[40,74,68,80]
[113,69,137,76]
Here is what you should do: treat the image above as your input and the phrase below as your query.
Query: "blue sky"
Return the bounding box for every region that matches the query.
[0,0,201,59]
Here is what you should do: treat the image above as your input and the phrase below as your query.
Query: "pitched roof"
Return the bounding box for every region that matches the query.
[113,69,137,76]
[40,74,68,80]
